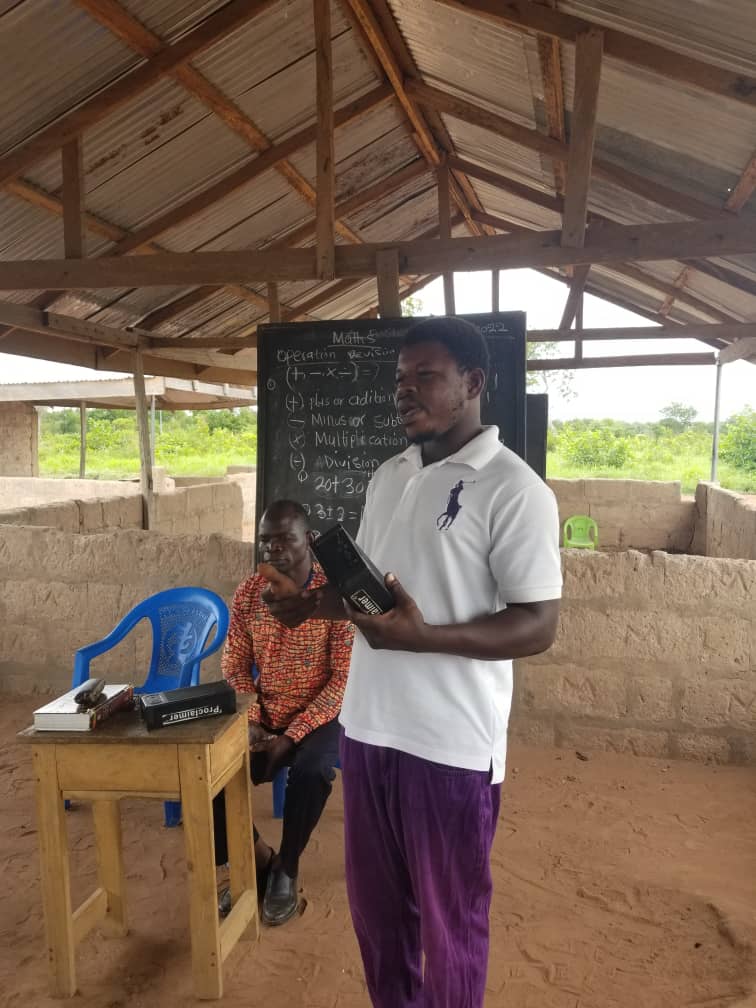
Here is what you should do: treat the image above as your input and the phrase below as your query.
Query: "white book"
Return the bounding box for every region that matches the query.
[33,684,133,731]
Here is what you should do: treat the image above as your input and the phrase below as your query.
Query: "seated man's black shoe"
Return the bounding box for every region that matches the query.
[262,867,299,926]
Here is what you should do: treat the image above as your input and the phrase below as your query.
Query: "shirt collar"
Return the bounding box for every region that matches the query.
[397,425,501,472]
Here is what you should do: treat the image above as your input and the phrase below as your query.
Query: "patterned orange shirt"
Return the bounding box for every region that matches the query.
[221,562,354,744]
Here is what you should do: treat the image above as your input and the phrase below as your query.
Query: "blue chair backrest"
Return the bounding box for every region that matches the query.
[73,586,229,694]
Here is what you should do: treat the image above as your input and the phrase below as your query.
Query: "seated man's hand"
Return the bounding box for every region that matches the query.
[258,562,323,628]
[250,734,295,781]
[249,723,275,749]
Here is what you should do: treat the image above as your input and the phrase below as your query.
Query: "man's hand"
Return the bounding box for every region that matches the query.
[248,722,275,749]
[348,573,428,652]
[258,562,323,627]
[250,734,295,781]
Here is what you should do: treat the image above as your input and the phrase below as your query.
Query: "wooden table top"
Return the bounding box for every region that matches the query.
[18,696,251,746]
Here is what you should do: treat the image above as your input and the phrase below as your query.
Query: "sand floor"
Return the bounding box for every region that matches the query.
[2,692,755,1008]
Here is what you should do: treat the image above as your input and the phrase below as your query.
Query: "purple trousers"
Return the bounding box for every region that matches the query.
[340,734,501,1008]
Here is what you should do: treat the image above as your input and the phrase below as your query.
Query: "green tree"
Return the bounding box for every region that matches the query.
[659,402,698,431]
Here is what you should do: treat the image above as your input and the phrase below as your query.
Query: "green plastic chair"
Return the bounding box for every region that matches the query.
[563,515,598,550]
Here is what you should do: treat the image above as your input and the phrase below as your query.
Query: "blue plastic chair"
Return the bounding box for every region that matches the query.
[72,586,229,826]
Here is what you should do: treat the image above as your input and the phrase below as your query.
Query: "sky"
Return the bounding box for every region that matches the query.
[0,269,753,423]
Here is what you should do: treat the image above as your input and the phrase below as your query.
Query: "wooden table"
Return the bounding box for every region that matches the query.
[18,703,259,1000]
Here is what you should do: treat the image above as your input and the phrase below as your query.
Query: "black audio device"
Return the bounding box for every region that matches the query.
[311,523,395,615]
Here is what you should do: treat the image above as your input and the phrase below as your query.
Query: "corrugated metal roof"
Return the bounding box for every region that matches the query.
[0,0,755,373]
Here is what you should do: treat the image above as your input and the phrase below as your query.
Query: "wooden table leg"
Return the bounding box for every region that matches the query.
[224,747,259,941]
[178,744,222,1000]
[32,746,76,997]
[92,800,128,937]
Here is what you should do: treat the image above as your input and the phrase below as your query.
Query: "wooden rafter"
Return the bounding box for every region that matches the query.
[718,336,756,364]
[314,0,336,278]
[61,139,85,259]
[559,266,590,330]
[528,352,716,369]
[407,80,736,224]
[344,0,486,237]
[433,0,756,110]
[0,0,279,189]
[725,150,756,213]
[562,28,603,248]
[2,216,756,289]
[534,0,567,197]
[530,322,756,344]
[659,266,692,316]
[438,161,456,313]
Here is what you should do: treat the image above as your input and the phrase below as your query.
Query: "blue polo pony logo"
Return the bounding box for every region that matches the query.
[437,479,474,530]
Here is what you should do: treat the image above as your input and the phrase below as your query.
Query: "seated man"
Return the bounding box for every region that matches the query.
[213,499,354,926]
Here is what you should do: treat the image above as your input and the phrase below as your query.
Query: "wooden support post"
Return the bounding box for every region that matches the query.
[267,282,281,323]
[79,402,87,478]
[562,27,603,248]
[61,139,85,259]
[438,160,456,314]
[133,352,153,530]
[314,0,335,280]
[575,291,584,360]
[376,248,401,317]
[491,268,499,312]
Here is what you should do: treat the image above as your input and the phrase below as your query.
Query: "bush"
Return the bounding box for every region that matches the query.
[558,427,630,469]
[719,408,756,473]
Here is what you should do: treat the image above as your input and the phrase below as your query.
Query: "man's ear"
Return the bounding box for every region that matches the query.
[305,529,316,548]
[466,367,486,400]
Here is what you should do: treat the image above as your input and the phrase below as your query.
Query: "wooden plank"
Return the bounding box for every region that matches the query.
[222,749,259,945]
[438,161,455,314]
[718,335,756,364]
[220,891,259,961]
[433,0,756,110]
[659,265,692,315]
[72,888,108,945]
[32,746,76,997]
[562,28,602,248]
[267,283,280,323]
[314,0,336,279]
[527,352,716,370]
[529,322,756,342]
[725,150,756,213]
[376,248,401,317]
[559,265,590,329]
[54,742,178,789]
[492,268,499,312]
[3,216,756,290]
[133,352,153,530]
[178,744,223,999]
[409,80,732,222]
[107,85,389,256]
[0,301,143,351]
[0,0,279,188]
[536,22,567,197]
[61,139,85,259]
[92,800,128,936]
[448,155,562,214]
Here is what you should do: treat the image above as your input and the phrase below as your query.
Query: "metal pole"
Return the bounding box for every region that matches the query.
[78,401,86,478]
[492,269,499,312]
[150,395,156,467]
[710,359,722,483]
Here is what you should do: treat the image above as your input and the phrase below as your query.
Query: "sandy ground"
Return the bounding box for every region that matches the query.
[2,692,755,1008]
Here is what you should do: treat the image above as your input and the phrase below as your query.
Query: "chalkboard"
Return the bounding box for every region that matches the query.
[526,393,549,480]
[257,313,526,539]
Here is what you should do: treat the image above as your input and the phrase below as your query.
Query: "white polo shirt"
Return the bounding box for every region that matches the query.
[339,425,562,783]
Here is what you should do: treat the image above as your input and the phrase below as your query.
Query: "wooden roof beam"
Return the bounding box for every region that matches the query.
[530,322,756,343]
[344,0,485,237]
[314,0,336,278]
[562,28,603,248]
[0,0,279,187]
[3,216,756,288]
[535,8,567,198]
[528,352,717,369]
[718,335,756,364]
[407,80,737,224]
[433,0,756,111]
[725,150,756,213]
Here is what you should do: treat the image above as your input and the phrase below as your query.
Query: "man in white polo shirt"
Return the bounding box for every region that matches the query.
[263,316,562,1008]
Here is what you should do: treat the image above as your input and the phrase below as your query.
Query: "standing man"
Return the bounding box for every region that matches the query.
[216,499,354,926]
[265,317,562,1004]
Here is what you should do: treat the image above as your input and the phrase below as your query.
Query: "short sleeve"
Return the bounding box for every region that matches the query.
[488,480,562,604]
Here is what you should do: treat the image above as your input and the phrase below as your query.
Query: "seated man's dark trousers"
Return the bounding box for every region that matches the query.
[213,717,340,878]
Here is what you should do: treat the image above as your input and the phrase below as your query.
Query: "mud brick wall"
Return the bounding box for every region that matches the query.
[152,481,243,538]
[512,549,756,764]
[691,482,756,561]
[0,405,38,476]
[0,525,252,693]
[549,479,695,552]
